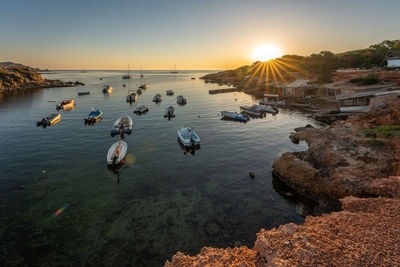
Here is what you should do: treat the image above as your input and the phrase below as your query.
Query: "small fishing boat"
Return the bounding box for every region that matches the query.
[191,77,195,80]
[177,127,200,147]
[139,84,148,89]
[84,108,103,124]
[56,100,75,110]
[153,93,162,103]
[166,90,174,96]
[164,106,176,119]
[176,95,187,105]
[99,78,103,80]
[134,105,149,114]
[111,116,133,136]
[137,88,143,94]
[122,64,132,79]
[107,139,128,165]
[221,111,250,121]
[102,85,113,94]
[36,113,61,126]
[123,84,127,87]
[126,90,138,102]
[252,104,278,114]
[78,91,90,96]
[240,106,263,117]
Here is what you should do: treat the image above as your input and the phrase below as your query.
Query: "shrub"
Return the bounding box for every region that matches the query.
[366,139,385,147]
[350,74,379,85]
[363,126,400,138]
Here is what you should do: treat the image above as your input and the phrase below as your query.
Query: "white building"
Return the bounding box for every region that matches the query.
[387,57,400,68]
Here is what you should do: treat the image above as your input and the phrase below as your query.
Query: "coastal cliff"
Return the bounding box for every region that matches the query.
[0,66,81,94]
[165,100,400,266]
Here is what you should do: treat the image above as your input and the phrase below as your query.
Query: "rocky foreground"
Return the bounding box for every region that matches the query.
[0,66,83,94]
[165,99,400,266]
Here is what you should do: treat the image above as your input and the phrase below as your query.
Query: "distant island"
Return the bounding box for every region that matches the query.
[0,63,83,95]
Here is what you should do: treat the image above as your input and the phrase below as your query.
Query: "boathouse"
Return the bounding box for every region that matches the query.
[336,90,400,112]
[387,57,400,68]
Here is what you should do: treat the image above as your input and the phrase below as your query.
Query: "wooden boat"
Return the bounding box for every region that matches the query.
[176,95,187,105]
[221,111,250,121]
[107,139,128,165]
[111,116,133,136]
[134,105,149,114]
[166,90,174,96]
[56,100,75,110]
[78,91,90,96]
[164,106,176,119]
[126,91,138,102]
[177,127,200,147]
[153,94,162,103]
[102,85,112,94]
[84,108,103,124]
[36,113,61,126]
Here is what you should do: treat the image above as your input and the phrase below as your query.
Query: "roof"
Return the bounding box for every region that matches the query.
[388,57,400,60]
[285,79,310,88]
[336,90,400,100]
[264,93,279,98]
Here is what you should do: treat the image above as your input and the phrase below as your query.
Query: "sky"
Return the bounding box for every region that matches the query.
[1,0,399,70]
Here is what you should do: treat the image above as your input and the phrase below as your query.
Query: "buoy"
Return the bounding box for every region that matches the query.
[121,160,125,164]
[42,170,46,174]
[184,150,187,155]
[249,172,255,179]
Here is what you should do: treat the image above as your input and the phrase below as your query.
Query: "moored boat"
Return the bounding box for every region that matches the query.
[126,90,138,102]
[134,105,149,114]
[84,108,103,124]
[164,106,176,119]
[111,116,133,136]
[102,85,113,94]
[36,113,61,127]
[107,140,128,165]
[176,95,187,105]
[78,91,90,96]
[252,104,278,114]
[139,84,148,89]
[166,90,174,96]
[137,88,143,94]
[240,106,263,117]
[221,111,250,121]
[153,93,162,103]
[259,98,285,106]
[177,127,200,147]
[56,100,75,110]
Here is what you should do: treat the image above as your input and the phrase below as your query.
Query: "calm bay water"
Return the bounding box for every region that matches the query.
[0,70,317,266]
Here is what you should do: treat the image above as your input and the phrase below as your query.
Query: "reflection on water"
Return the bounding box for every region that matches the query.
[0,70,319,266]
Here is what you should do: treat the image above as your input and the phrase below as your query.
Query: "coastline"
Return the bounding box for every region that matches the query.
[165,99,400,266]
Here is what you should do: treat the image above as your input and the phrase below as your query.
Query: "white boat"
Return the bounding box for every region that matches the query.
[107,140,128,165]
[36,113,61,126]
[102,85,113,94]
[259,98,285,106]
[111,116,133,136]
[56,100,75,110]
[221,111,250,121]
[177,95,187,105]
[153,94,162,102]
[252,104,278,114]
[164,106,176,118]
[240,106,263,117]
[126,91,138,102]
[166,90,174,96]
[134,105,149,114]
[177,127,200,147]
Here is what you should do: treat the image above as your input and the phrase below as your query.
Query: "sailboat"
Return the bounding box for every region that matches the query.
[170,64,178,74]
[122,64,132,79]
[140,65,144,77]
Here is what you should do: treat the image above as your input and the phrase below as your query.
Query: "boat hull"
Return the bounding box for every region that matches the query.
[107,140,128,165]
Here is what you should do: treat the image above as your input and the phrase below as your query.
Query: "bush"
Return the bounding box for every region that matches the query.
[366,139,385,147]
[363,126,400,138]
[350,74,379,85]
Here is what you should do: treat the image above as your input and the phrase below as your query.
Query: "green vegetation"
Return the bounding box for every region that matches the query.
[363,126,400,138]
[349,74,379,85]
[366,139,385,148]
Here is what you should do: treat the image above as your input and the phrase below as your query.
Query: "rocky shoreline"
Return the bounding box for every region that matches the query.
[165,100,400,266]
[0,66,83,95]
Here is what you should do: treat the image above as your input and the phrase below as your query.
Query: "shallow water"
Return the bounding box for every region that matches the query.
[0,70,318,266]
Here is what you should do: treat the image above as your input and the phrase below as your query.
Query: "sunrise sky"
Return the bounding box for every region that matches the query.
[1,0,399,70]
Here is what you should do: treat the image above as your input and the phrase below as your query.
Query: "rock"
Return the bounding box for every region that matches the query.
[294,124,314,132]
[289,133,299,144]
[248,172,255,179]
[205,222,220,236]
[234,241,242,247]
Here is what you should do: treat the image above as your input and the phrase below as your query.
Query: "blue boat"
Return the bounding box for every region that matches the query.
[85,108,103,123]
[221,111,250,122]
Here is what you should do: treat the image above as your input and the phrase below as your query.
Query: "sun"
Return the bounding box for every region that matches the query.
[251,44,282,62]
